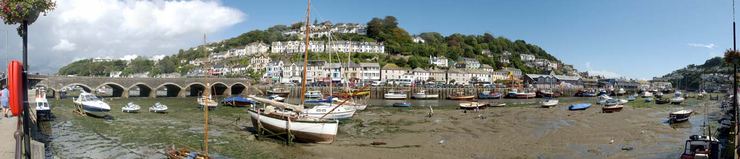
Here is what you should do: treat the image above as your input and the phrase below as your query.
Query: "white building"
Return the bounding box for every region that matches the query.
[324,63,343,82]
[326,41,385,53]
[447,68,470,85]
[520,54,536,61]
[428,68,447,83]
[456,58,480,69]
[244,42,269,55]
[359,63,381,82]
[412,36,425,43]
[430,56,449,68]
[381,63,409,81]
[264,60,285,81]
[411,68,430,82]
[249,54,270,70]
[271,41,326,54]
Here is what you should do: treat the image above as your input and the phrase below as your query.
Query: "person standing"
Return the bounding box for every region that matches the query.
[1,85,9,118]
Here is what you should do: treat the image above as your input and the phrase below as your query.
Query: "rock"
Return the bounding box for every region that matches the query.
[621,146,634,151]
[439,140,445,144]
[371,141,386,145]
[610,139,614,144]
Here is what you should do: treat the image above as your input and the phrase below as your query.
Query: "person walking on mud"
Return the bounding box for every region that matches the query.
[1,84,9,118]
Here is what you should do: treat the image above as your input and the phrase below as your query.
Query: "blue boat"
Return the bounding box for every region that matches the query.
[305,96,334,104]
[568,103,592,111]
[393,102,412,107]
[221,96,255,107]
[478,91,503,99]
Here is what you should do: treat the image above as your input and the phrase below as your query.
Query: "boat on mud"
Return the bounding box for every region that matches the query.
[73,91,111,116]
[392,102,412,107]
[412,90,439,99]
[35,89,52,120]
[478,91,503,99]
[166,145,211,159]
[540,98,559,108]
[122,102,141,113]
[459,102,487,110]
[149,102,168,113]
[384,90,407,99]
[656,98,670,104]
[669,109,693,123]
[568,103,591,111]
[448,91,476,100]
[248,95,339,143]
[679,135,720,159]
[221,96,255,107]
[197,95,218,109]
[601,99,624,113]
[671,91,685,104]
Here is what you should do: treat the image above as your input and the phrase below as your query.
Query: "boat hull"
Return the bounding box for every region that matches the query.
[448,96,475,100]
[569,104,592,111]
[392,102,411,107]
[478,93,502,99]
[669,111,692,123]
[248,110,338,143]
[412,94,439,99]
[602,105,624,113]
[384,94,408,100]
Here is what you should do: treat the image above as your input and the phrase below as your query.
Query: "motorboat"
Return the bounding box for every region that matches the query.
[34,89,52,120]
[392,102,412,107]
[268,94,285,102]
[197,95,218,109]
[603,99,619,106]
[597,89,609,96]
[459,102,487,110]
[303,103,357,120]
[656,98,670,104]
[478,91,503,99]
[248,95,338,143]
[641,91,654,98]
[412,90,439,99]
[384,90,407,99]
[221,96,255,107]
[540,98,559,108]
[680,135,720,159]
[448,91,476,100]
[568,103,592,111]
[305,90,323,99]
[602,99,623,113]
[669,110,693,123]
[617,98,629,104]
[596,95,613,105]
[671,91,685,104]
[122,102,141,113]
[73,91,111,115]
[267,87,290,97]
[149,102,168,113]
[616,88,626,95]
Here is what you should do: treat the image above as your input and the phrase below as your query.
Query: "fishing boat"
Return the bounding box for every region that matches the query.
[669,109,693,123]
[679,135,720,159]
[73,91,111,115]
[149,102,168,113]
[459,102,487,110]
[540,98,559,108]
[671,91,685,104]
[656,98,670,104]
[197,95,218,109]
[221,96,255,107]
[641,91,654,98]
[305,90,323,99]
[602,99,624,113]
[121,102,141,113]
[267,87,290,97]
[268,94,285,102]
[248,96,339,143]
[303,103,356,120]
[392,102,412,107]
[384,90,407,99]
[34,89,52,120]
[478,91,503,99]
[412,90,439,99]
[596,94,612,105]
[568,103,592,111]
[448,91,476,100]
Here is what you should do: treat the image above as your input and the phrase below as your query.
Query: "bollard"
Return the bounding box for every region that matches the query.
[14,129,21,159]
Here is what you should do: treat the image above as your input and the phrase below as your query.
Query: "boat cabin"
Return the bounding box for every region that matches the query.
[681,135,720,159]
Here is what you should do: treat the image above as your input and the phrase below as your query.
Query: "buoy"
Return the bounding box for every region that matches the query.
[7,60,23,116]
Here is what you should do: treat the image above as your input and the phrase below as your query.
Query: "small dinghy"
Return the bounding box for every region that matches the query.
[671,91,685,104]
[34,89,52,120]
[669,109,693,123]
[656,98,670,104]
[602,99,624,113]
[221,96,255,107]
[197,95,218,109]
[122,102,141,113]
[568,103,592,111]
[540,98,559,108]
[459,102,487,110]
[392,102,411,107]
[149,102,168,113]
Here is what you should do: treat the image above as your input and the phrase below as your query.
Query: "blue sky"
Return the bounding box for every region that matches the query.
[212,0,734,79]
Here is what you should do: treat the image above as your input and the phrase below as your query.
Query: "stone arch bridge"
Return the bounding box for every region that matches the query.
[29,75,253,99]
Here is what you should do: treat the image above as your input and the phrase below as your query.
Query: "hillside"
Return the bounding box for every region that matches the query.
[58,16,571,77]
[659,57,730,90]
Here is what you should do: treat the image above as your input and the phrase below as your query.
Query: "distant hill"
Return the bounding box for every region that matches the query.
[58,16,574,77]
[659,57,730,90]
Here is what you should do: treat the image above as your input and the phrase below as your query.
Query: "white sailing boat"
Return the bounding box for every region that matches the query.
[198,94,218,109]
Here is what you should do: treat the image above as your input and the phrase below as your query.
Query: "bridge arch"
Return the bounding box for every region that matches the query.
[96,82,126,97]
[154,82,183,97]
[128,82,154,98]
[185,82,206,97]
[212,82,229,96]
[231,82,247,96]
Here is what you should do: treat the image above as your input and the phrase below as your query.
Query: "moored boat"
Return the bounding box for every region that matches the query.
[267,87,290,97]
[669,109,693,123]
[384,90,407,99]
[305,90,323,99]
[568,103,592,111]
[35,89,52,120]
[448,91,476,100]
[122,102,141,113]
[149,102,168,113]
[248,95,339,143]
[165,145,211,159]
[536,89,554,98]
[671,91,685,104]
[478,91,503,99]
[655,98,670,104]
[602,99,623,113]
[540,98,559,108]
[221,96,255,107]
[197,95,218,109]
[459,102,487,110]
[641,91,654,98]
[412,90,439,99]
[597,95,612,105]
[73,91,111,115]
[680,135,719,159]
[392,102,412,107]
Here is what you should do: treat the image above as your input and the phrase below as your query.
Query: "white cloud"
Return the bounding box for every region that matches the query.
[688,43,716,49]
[0,0,245,73]
[588,70,622,78]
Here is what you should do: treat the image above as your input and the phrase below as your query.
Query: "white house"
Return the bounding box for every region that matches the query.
[244,42,269,55]
[326,41,385,53]
[359,63,381,82]
[455,58,480,69]
[446,68,470,85]
[520,54,536,61]
[249,54,270,70]
[271,41,325,54]
[411,68,430,82]
[481,64,495,73]
[324,63,343,82]
[381,63,409,81]
[412,36,425,43]
[264,60,285,81]
[430,56,449,68]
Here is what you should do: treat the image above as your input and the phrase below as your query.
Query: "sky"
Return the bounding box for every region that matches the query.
[0,0,735,80]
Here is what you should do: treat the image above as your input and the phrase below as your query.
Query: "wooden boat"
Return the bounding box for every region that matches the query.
[392,102,412,107]
[412,90,439,99]
[384,90,407,99]
[602,103,624,113]
[568,103,591,111]
[655,98,670,104]
[459,102,487,110]
[267,87,290,97]
[248,96,339,143]
[680,135,719,159]
[149,102,168,113]
[478,91,502,99]
[166,145,211,159]
[221,96,255,107]
[122,102,141,113]
[540,98,559,108]
[448,91,475,100]
[669,110,693,123]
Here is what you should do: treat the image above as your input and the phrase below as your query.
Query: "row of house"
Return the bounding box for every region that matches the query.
[283,22,367,38]
[263,60,381,84]
[271,41,384,54]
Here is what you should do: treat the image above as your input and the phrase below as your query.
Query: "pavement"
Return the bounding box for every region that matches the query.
[0,115,18,158]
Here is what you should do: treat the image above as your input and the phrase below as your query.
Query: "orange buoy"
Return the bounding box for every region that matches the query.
[7,60,23,116]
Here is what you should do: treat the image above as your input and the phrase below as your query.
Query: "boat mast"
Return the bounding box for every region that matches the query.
[300,0,311,106]
[202,34,210,156]
[328,30,333,107]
